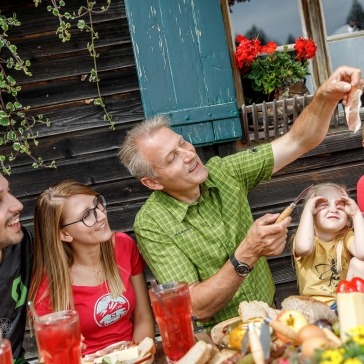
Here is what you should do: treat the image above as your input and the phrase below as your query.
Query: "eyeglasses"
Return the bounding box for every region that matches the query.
[61,195,107,228]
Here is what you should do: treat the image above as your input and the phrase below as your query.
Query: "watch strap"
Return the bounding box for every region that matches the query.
[229,254,253,277]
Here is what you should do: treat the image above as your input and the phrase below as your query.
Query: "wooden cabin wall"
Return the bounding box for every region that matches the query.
[1,0,364,360]
[1,0,143,230]
[0,0,235,235]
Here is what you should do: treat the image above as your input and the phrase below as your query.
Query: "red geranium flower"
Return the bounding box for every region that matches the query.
[261,41,277,54]
[234,36,263,72]
[234,35,317,96]
[294,37,317,60]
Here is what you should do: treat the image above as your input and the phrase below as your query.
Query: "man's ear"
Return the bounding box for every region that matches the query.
[140,177,164,191]
[60,230,73,243]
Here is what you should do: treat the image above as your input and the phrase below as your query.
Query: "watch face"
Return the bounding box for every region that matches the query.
[236,263,250,276]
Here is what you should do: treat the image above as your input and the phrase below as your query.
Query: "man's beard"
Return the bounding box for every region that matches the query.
[0,229,24,250]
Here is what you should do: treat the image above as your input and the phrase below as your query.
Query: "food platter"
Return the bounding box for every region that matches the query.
[81,338,155,364]
[210,316,242,347]
[211,316,272,351]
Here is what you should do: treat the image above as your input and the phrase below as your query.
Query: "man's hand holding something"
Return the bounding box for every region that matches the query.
[312,65,363,108]
[234,213,291,267]
[322,65,363,104]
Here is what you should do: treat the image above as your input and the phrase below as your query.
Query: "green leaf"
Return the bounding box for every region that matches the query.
[9,44,17,53]
[0,117,10,126]
[6,131,16,141]
[12,142,21,151]
[77,20,86,30]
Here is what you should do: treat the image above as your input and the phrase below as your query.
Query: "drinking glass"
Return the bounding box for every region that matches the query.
[0,339,13,364]
[149,281,195,363]
[34,310,81,364]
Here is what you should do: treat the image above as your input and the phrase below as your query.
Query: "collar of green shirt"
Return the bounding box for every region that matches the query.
[151,179,218,222]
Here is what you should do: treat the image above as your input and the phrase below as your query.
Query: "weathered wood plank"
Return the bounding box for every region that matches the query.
[1,1,126,36]
[27,92,144,136]
[17,67,139,108]
[12,44,134,84]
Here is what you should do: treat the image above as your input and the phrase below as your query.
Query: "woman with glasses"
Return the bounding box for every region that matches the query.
[28,179,155,357]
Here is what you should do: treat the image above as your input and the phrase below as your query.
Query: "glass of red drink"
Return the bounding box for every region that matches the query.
[149,281,195,363]
[0,338,13,364]
[34,310,81,364]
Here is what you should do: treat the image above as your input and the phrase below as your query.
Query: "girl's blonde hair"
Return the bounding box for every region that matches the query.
[29,179,124,313]
[302,182,348,205]
[296,182,351,273]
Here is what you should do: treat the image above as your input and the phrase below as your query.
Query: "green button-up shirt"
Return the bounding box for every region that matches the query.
[135,143,276,330]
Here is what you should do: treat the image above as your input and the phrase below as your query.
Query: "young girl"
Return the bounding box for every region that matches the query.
[28,180,154,357]
[293,182,364,306]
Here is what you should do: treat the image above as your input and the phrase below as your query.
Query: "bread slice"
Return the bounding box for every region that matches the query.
[87,337,155,364]
[238,300,279,322]
[175,341,216,364]
[208,350,235,364]
[281,295,338,324]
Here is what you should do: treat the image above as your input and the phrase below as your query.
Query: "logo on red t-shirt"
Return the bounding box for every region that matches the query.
[94,294,130,327]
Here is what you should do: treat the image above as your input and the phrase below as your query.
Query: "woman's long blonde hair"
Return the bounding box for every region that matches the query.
[29,179,124,313]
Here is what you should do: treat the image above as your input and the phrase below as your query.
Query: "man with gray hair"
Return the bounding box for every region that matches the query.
[119,66,363,331]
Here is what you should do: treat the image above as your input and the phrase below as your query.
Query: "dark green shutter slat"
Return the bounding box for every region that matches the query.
[125,0,242,145]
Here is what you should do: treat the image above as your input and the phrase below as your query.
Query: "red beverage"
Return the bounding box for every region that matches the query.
[149,282,195,362]
[0,339,13,364]
[34,310,81,364]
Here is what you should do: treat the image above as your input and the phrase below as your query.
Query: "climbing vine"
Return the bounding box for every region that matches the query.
[0,0,114,175]
[34,0,115,127]
[0,12,54,175]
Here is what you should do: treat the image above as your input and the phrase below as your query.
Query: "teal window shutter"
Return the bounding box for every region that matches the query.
[124,0,242,145]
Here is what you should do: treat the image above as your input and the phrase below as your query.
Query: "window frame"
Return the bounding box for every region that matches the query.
[221,0,363,144]
[222,0,364,103]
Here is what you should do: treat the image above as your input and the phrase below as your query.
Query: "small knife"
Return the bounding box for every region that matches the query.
[259,320,271,360]
[276,184,314,223]
[248,323,265,364]
[240,330,249,356]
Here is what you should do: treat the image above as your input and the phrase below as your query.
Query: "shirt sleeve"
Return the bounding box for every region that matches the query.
[208,143,274,192]
[344,229,355,253]
[114,232,144,276]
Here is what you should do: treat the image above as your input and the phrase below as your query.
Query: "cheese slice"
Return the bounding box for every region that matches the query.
[93,346,139,364]
[337,292,364,342]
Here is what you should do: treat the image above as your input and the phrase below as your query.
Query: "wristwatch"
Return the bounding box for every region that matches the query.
[229,254,253,277]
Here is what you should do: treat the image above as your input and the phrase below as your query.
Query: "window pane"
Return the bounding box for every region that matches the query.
[322,0,364,72]
[229,0,301,45]
[322,0,364,35]
[329,37,364,70]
